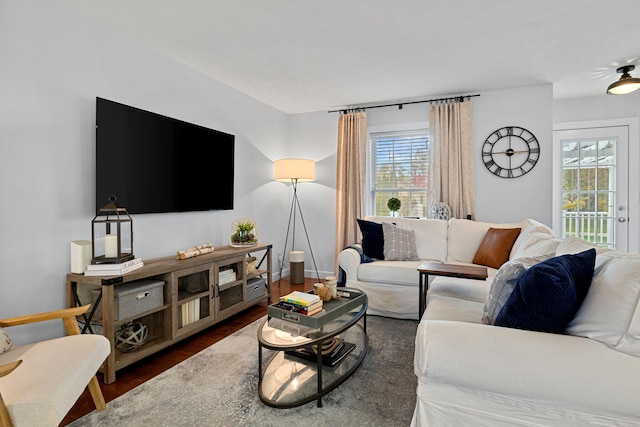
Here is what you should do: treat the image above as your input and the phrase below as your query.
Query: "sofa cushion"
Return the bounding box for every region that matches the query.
[509,218,555,258]
[472,227,521,269]
[396,218,448,262]
[566,251,640,357]
[495,249,596,333]
[423,294,485,323]
[510,231,562,259]
[556,236,612,257]
[382,222,419,261]
[0,334,110,426]
[365,216,448,262]
[0,327,12,354]
[358,260,423,285]
[481,253,555,325]
[429,275,492,303]
[357,219,385,260]
[447,218,522,264]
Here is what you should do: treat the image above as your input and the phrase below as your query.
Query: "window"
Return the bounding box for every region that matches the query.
[369,129,429,217]
[560,138,616,248]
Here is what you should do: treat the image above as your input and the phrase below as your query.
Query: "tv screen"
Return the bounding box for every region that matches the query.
[96,97,234,214]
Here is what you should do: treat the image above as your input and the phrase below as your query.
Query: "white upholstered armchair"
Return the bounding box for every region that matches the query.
[0,305,110,427]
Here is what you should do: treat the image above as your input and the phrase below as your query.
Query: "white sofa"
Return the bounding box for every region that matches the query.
[338,216,555,320]
[339,218,640,425]
[412,236,640,426]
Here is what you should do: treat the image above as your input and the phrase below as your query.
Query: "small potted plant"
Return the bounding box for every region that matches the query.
[230,218,258,247]
[387,197,402,217]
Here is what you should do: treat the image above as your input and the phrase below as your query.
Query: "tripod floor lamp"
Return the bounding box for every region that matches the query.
[274,158,320,285]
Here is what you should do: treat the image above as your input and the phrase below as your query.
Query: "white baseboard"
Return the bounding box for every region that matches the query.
[271,268,334,282]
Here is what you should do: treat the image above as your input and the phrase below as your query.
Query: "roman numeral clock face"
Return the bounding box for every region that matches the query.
[482,126,540,178]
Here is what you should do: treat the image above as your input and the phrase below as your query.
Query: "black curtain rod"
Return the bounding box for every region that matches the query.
[328,94,480,114]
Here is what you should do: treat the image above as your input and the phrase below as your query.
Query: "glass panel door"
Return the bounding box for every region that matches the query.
[553,126,629,250]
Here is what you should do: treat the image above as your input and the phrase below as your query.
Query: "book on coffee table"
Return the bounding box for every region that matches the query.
[285,339,356,367]
[268,288,366,329]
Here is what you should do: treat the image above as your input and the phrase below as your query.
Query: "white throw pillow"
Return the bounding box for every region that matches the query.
[481,253,555,325]
[566,251,640,357]
[0,327,13,354]
[382,222,419,261]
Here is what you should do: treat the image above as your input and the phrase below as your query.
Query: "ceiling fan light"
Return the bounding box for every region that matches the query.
[607,65,640,95]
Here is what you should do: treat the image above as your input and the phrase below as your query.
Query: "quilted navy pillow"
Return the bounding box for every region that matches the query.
[357,219,385,260]
[495,249,596,333]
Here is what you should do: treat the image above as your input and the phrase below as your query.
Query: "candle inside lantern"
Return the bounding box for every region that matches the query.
[104,234,118,258]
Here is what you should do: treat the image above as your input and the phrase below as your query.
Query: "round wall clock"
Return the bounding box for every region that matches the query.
[482,126,540,178]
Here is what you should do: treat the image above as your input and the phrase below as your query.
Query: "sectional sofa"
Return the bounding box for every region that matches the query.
[338,216,555,320]
[338,217,640,426]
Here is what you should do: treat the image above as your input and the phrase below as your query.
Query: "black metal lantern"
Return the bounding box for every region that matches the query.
[91,197,134,264]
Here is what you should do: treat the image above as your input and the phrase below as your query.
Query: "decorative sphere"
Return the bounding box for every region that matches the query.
[431,202,451,220]
[115,321,148,352]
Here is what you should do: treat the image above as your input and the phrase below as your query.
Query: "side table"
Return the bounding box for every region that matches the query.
[417,262,488,318]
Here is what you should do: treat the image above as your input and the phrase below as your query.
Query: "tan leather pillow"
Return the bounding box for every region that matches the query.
[473,228,522,269]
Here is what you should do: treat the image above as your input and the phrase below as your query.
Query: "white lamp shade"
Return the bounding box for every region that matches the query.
[607,79,640,95]
[274,158,315,182]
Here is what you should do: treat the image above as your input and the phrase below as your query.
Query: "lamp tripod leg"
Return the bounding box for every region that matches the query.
[277,184,298,287]
[294,190,320,281]
[277,177,320,285]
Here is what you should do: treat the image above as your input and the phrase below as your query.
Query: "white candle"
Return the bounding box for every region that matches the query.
[104,234,118,258]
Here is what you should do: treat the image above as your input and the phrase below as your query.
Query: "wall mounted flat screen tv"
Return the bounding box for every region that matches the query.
[96,97,234,214]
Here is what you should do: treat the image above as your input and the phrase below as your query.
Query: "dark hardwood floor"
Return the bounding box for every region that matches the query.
[62,277,315,426]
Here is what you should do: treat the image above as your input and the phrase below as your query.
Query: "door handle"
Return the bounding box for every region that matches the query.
[618,217,627,223]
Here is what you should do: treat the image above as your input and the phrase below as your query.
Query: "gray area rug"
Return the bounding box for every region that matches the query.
[70,315,418,427]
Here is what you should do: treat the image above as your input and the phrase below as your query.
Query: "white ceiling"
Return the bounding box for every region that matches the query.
[60,0,640,114]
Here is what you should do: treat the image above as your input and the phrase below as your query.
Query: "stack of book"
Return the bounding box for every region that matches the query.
[285,338,356,367]
[219,269,237,285]
[276,291,323,316]
[179,299,201,327]
[85,258,144,276]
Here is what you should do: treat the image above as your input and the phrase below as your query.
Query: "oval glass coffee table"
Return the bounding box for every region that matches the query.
[257,288,368,408]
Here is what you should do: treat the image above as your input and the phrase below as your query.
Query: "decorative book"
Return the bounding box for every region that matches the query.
[285,339,356,367]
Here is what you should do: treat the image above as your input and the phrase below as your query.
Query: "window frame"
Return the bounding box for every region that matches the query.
[366,122,429,217]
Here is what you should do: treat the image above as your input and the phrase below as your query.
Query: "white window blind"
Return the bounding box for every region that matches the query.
[369,129,429,217]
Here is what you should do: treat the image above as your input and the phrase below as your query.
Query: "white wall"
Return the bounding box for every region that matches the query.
[366,86,554,226]
[473,85,553,225]
[0,1,290,344]
[554,93,640,123]
[284,112,338,280]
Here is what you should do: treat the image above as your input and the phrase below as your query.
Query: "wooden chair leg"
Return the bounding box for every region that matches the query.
[87,376,106,411]
[0,393,14,427]
[0,361,21,427]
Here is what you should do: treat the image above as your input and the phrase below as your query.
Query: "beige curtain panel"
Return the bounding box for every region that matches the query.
[427,101,475,219]
[335,111,367,272]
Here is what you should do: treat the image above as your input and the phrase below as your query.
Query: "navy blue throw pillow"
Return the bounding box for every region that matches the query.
[357,219,384,260]
[495,248,596,334]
